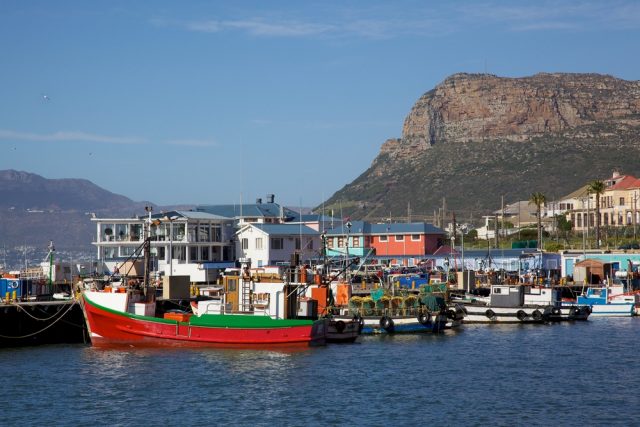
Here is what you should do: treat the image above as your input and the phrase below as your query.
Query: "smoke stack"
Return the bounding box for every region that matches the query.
[267,194,275,203]
[256,198,262,204]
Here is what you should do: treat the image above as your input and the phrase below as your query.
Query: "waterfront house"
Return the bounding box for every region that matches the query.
[324,221,446,266]
[235,223,321,267]
[92,210,235,283]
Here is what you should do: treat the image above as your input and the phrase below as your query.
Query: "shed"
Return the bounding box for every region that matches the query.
[573,259,614,284]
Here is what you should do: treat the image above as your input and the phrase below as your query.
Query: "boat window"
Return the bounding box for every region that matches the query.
[411,234,421,241]
[379,235,388,242]
[395,235,404,241]
[190,246,198,261]
[201,246,209,261]
[494,288,502,294]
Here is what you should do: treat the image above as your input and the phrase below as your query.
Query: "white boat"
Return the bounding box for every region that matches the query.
[462,284,590,323]
[574,284,638,317]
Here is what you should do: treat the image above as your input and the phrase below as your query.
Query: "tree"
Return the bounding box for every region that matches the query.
[529,192,546,250]
[588,180,606,249]
[555,214,573,245]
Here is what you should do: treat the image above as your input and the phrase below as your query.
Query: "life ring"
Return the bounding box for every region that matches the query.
[7,280,19,289]
[379,316,395,332]
[334,320,346,333]
[485,309,496,319]
[516,310,527,321]
[532,309,543,320]
[417,311,431,325]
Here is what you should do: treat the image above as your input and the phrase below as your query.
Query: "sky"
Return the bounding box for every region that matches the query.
[1,1,639,208]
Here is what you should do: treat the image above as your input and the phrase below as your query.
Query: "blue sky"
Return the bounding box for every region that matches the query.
[1,1,639,208]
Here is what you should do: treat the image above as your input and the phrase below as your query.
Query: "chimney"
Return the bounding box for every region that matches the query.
[267,194,275,203]
[256,198,262,204]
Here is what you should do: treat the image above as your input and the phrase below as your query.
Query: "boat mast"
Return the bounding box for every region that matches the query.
[143,206,153,298]
[47,240,55,291]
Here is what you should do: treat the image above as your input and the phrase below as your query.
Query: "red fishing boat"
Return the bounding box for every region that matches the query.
[81,290,326,347]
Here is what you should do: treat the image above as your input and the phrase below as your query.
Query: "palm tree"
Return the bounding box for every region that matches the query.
[529,192,546,250]
[588,180,606,249]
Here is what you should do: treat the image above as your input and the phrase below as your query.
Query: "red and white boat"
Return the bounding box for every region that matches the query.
[80,287,327,347]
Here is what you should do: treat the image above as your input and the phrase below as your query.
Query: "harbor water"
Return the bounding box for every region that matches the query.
[2,318,640,426]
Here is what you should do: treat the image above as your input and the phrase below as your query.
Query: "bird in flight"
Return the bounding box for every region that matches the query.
[42,94,50,101]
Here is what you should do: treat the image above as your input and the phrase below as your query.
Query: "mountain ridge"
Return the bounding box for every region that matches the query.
[322,72,640,221]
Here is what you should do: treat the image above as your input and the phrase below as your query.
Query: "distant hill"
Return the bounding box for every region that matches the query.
[0,170,181,250]
[321,73,640,222]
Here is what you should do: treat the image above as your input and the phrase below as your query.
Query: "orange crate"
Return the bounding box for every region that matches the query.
[163,312,192,322]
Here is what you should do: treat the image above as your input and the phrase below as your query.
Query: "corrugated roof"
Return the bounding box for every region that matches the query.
[251,223,319,235]
[196,203,297,220]
[325,221,444,235]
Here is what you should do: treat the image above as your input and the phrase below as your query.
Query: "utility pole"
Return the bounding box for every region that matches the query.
[442,198,446,232]
[494,214,499,248]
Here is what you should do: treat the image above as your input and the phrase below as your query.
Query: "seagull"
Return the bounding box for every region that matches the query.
[42,94,50,101]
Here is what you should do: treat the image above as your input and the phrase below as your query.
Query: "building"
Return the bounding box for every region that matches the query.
[235,223,321,267]
[92,210,235,283]
[324,221,446,265]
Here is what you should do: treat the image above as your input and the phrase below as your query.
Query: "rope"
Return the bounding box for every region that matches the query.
[11,300,74,322]
[0,300,80,340]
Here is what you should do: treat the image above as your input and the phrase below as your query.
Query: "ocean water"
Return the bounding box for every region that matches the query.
[2,318,640,426]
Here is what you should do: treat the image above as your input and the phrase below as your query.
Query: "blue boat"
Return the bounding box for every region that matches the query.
[575,285,637,317]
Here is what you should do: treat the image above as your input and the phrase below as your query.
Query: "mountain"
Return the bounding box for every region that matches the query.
[0,170,163,250]
[321,73,640,222]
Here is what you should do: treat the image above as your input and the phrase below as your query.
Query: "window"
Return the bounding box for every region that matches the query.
[119,246,136,257]
[201,246,210,261]
[338,237,344,248]
[198,225,211,242]
[577,213,582,227]
[295,237,301,250]
[327,238,333,248]
[242,238,249,250]
[307,238,313,250]
[190,246,198,261]
[395,235,404,242]
[411,234,421,241]
[255,237,263,250]
[604,213,609,225]
[620,197,625,206]
[212,225,221,242]
[379,235,388,242]
[352,237,360,247]
[271,238,284,250]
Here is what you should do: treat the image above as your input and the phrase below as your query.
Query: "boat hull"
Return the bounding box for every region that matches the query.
[326,319,360,343]
[340,313,449,334]
[579,303,635,317]
[81,294,326,347]
[462,304,551,323]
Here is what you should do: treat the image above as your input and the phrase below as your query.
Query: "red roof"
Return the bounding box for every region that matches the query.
[609,175,638,190]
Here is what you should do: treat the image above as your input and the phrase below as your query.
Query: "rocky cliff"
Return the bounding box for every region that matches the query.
[323,73,640,221]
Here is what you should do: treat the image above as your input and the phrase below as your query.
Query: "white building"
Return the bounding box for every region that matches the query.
[92,210,235,283]
[235,223,321,267]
